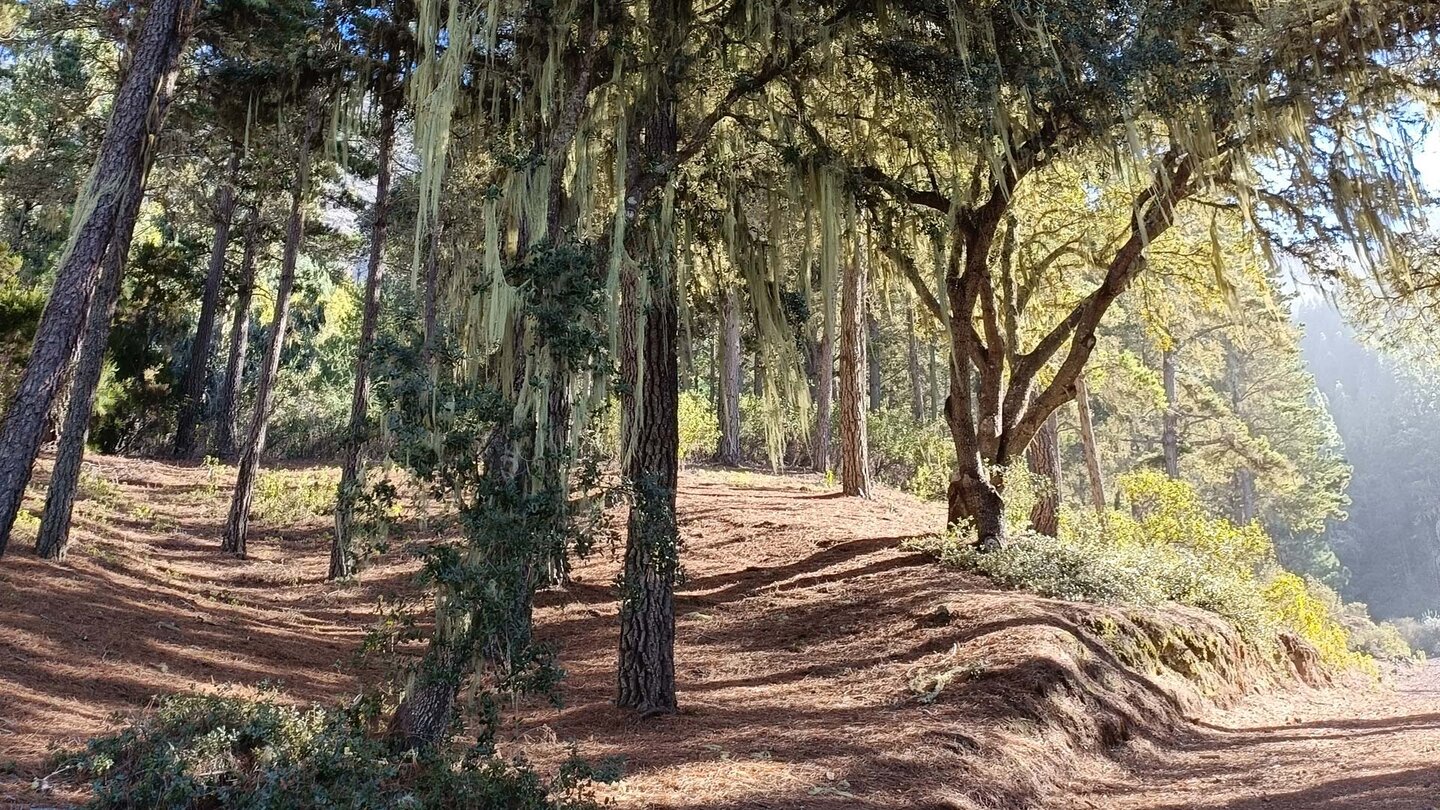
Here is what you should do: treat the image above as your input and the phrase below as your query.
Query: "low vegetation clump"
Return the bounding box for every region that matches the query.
[69,693,609,810]
[913,471,1383,672]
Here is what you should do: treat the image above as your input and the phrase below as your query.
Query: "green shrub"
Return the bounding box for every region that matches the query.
[252,470,336,525]
[916,471,1381,672]
[71,693,609,810]
[866,409,953,500]
[677,389,719,463]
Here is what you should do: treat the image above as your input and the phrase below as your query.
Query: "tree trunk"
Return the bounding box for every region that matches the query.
[928,342,939,421]
[35,158,152,560]
[213,210,259,461]
[715,286,741,466]
[331,89,398,581]
[811,324,833,473]
[907,306,924,420]
[222,97,324,557]
[0,0,197,555]
[1224,340,1256,524]
[838,245,871,498]
[1161,348,1180,478]
[617,0,683,715]
[1074,374,1106,514]
[1026,412,1061,537]
[751,354,764,398]
[174,152,241,458]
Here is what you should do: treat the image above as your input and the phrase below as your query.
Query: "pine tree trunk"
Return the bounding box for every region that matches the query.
[811,327,833,473]
[36,159,151,560]
[715,286,741,466]
[1026,412,1061,537]
[1074,374,1106,514]
[331,92,397,581]
[1224,340,1257,524]
[213,210,259,461]
[222,98,323,557]
[1161,348,1180,478]
[866,312,882,412]
[907,306,924,420]
[838,246,871,498]
[0,0,197,555]
[617,0,683,715]
[174,152,241,458]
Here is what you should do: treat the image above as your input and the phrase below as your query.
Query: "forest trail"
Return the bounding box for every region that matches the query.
[1,455,1436,808]
[1075,661,1440,809]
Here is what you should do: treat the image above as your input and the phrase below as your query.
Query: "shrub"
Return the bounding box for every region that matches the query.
[915,472,1381,673]
[71,693,609,810]
[866,409,953,500]
[1392,615,1440,657]
[252,470,336,525]
[677,389,719,463]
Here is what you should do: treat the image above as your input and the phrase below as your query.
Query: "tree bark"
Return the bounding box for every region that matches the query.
[715,286,741,466]
[811,320,833,473]
[1074,374,1106,514]
[0,0,197,555]
[617,0,683,715]
[174,152,241,458]
[907,305,924,420]
[36,157,152,559]
[1026,412,1061,537]
[1161,348,1180,478]
[213,209,259,461]
[838,243,871,498]
[331,87,398,581]
[222,96,324,557]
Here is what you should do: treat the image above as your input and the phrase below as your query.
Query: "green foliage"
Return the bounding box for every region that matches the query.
[1391,616,1440,658]
[915,472,1385,672]
[252,469,336,525]
[71,693,609,810]
[866,408,952,500]
[677,389,719,463]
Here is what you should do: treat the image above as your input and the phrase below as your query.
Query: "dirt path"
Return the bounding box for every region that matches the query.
[1078,663,1440,809]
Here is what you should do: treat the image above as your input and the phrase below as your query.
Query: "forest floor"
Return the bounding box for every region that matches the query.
[1,454,1438,809]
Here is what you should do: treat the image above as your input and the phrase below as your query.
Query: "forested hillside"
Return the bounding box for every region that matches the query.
[1,0,1439,806]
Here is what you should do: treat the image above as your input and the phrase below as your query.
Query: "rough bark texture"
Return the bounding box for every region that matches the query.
[1162,348,1180,479]
[715,286,742,466]
[1026,412,1061,537]
[617,0,683,715]
[1074,374,1107,514]
[174,153,241,458]
[35,161,149,560]
[222,98,323,557]
[838,246,872,498]
[331,89,397,581]
[213,210,259,461]
[0,0,197,555]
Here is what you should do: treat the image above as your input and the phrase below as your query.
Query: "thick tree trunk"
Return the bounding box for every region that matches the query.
[174,152,241,458]
[35,160,151,560]
[1161,348,1180,478]
[907,306,924,420]
[331,91,398,581]
[838,246,871,498]
[0,0,197,555]
[617,0,683,715]
[222,98,323,557]
[1074,374,1106,514]
[866,312,882,412]
[213,210,259,461]
[1026,412,1061,537]
[715,286,741,466]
